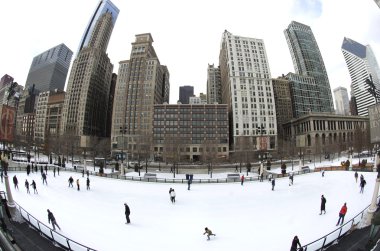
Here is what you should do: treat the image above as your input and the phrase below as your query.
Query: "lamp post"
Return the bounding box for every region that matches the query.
[349,146,354,171]
[1,152,15,216]
[258,153,265,178]
[120,126,127,176]
[298,151,304,169]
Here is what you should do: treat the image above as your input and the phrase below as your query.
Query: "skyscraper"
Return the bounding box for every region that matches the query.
[219,30,277,150]
[375,0,380,8]
[179,86,194,104]
[24,43,73,93]
[341,37,380,116]
[333,86,350,115]
[284,21,334,113]
[207,64,221,104]
[61,0,119,140]
[111,33,170,158]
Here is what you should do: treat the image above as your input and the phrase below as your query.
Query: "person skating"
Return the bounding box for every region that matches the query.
[320,195,326,215]
[187,178,191,190]
[26,165,30,176]
[170,189,176,203]
[271,178,275,191]
[290,235,302,251]
[25,179,30,194]
[203,227,216,240]
[68,176,74,187]
[360,178,366,193]
[86,177,90,190]
[289,173,294,186]
[124,203,131,224]
[31,180,38,194]
[336,203,347,226]
[76,179,80,191]
[53,167,56,177]
[241,174,245,185]
[42,172,47,185]
[1,171,3,183]
[354,171,358,183]
[322,170,325,177]
[13,175,19,189]
[47,209,61,231]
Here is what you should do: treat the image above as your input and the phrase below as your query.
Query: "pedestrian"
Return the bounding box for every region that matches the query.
[336,203,348,226]
[320,195,326,215]
[203,227,216,240]
[187,178,191,190]
[170,189,176,203]
[68,176,74,187]
[31,180,38,194]
[53,167,56,177]
[260,172,264,182]
[26,165,30,176]
[271,178,275,191]
[124,203,131,224]
[40,166,43,175]
[360,174,364,183]
[322,170,325,177]
[13,175,19,189]
[241,174,245,185]
[86,177,90,190]
[354,171,358,183]
[57,167,60,175]
[360,178,366,193]
[47,209,61,231]
[25,179,30,194]
[76,179,80,191]
[290,235,302,251]
[45,165,48,174]
[42,172,47,185]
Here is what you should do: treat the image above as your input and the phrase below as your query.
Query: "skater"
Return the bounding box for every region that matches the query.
[320,195,326,215]
[25,179,30,194]
[360,174,364,183]
[31,180,38,194]
[40,166,43,175]
[68,176,74,187]
[187,178,191,190]
[290,235,302,251]
[45,165,48,174]
[26,165,30,176]
[124,203,131,224]
[47,209,61,231]
[360,177,366,193]
[42,172,47,185]
[354,171,358,183]
[322,170,325,177]
[271,178,275,191]
[76,179,80,191]
[170,189,176,203]
[241,174,245,185]
[13,175,19,189]
[203,227,216,240]
[82,169,84,177]
[289,173,294,186]
[336,203,347,226]
[86,177,90,190]
[268,173,272,181]
[57,167,60,175]
[1,170,3,183]
[53,167,56,177]
[260,172,264,182]
[86,170,89,177]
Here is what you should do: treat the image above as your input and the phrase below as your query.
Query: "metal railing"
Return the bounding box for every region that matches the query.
[12,200,97,251]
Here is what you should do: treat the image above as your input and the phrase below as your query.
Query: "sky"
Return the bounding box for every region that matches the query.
[0,0,379,104]
[2,156,379,251]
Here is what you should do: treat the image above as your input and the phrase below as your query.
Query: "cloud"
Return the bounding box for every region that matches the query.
[291,0,323,19]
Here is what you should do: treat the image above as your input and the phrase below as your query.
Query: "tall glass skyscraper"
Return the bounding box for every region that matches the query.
[25,43,73,93]
[284,21,334,114]
[341,37,380,116]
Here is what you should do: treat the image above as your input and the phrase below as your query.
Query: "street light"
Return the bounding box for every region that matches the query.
[120,126,127,176]
[349,146,354,171]
[1,151,15,217]
[298,151,304,169]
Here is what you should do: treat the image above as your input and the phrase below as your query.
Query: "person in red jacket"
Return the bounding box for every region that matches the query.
[336,203,347,226]
[241,175,245,185]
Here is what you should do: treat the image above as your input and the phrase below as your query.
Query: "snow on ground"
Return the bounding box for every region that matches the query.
[1,158,378,251]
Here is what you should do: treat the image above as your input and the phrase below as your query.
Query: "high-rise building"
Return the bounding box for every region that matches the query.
[61,0,119,141]
[219,30,277,150]
[333,86,350,115]
[341,37,380,116]
[0,74,13,88]
[375,0,380,8]
[111,33,170,158]
[284,21,334,113]
[25,43,73,93]
[179,86,194,104]
[207,64,221,104]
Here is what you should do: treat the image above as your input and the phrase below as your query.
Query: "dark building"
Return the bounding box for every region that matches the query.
[179,86,194,104]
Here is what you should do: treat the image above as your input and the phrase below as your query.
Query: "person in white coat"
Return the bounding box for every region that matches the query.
[170,189,176,203]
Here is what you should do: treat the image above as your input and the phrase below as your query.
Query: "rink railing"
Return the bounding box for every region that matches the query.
[13,201,97,251]
[299,198,379,251]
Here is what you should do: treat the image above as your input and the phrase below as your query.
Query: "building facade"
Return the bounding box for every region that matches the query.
[179,86,194,104]
[284,21,334,114]
[111,33,170,158]
[25,43,73,93]
[333,86,350,115]
[272,76,293,139]
[153,104,229,162]
[341,37,380,116]
[207,64,222,104]
[219,30,277,151]
[61,1,119,142]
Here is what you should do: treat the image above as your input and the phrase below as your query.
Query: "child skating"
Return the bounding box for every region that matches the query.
[203,227,216,240]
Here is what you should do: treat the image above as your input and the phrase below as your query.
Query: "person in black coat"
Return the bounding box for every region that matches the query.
[124,203,131,224]
[47,209,61,231]
[13,175,19,189]
[320,195,326,215]
[360,178,366,193]
[271,178,275,191]
[26,165,30,176]
[290,235,302,251]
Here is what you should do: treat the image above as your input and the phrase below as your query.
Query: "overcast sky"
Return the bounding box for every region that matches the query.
[1,0,379,104]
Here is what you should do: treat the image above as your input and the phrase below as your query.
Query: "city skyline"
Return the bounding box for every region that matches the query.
[1,0,379,105]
